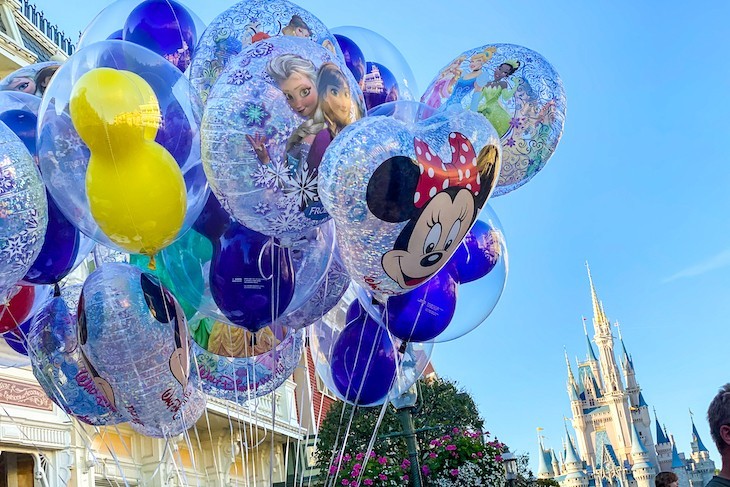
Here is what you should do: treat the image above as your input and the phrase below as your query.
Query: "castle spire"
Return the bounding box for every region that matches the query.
[690,409,709,453]
[583,316,597,361]
[586,261,609,333]
[654,408,670,444]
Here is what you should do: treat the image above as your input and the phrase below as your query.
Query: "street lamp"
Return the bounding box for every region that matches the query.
[502,448,518,486]
[390,383,422,487]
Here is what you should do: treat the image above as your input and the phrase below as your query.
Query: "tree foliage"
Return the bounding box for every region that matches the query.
[315,378,485,473]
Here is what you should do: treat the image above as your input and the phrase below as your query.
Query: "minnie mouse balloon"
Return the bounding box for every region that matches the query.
[201,35,364,241]
[319,101,500,301]
[0,122,47,301]
[421,44,566,196]
[78,263,206,438]
[28,294,124,426]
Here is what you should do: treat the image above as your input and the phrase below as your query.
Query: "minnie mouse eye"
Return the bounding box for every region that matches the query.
[444,220,462,251]
[424,223,442,255]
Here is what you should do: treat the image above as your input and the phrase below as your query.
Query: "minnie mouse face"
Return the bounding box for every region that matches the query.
[140,273,190,388]
[367,133,500,291]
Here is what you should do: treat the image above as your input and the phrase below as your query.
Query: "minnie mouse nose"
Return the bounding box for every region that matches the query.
[421,253,443,267]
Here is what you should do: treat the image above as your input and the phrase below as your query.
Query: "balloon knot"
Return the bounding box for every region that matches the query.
[398,341,408,354]
[53,283,61,297]
[148,256,157,271]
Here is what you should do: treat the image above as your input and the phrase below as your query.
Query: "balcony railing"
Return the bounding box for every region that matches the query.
[19,0,75,56]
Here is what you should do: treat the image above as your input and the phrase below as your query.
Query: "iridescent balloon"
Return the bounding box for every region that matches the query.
[190,0,341,104]
[28,294,124,426]
[0,122,47,301]
[193,322,303,404]
[201,35,364,241]
[318,101,500,301]
[78,263,205,437]
[421,44,566,196]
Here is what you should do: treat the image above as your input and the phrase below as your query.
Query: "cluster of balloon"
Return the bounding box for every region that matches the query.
[421,43,566,196]
[191,318,304,404]
[310,286,433,407]
[78,263,205,437]
[37,40,208,256]
[332,26,419,111]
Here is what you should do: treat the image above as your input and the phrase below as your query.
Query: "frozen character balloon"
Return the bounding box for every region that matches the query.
[476,60,521,137]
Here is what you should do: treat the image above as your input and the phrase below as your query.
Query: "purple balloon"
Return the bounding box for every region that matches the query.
[210,223,295,332]
[363,62,400,110]
[123,0,197,72]
[193,193,231,240]
[330,301,397,405]
[334,34,366,86]
[23,195,81,284]
[447,220,501,284]
[385,267,457,342]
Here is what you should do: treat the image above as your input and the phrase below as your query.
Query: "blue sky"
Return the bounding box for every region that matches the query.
[39,0,730,472]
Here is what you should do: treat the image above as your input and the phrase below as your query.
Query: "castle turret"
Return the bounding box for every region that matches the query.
[654,409,673,472]
[562,429,589,487]
[690,414,715,486]
[630,422,656,487]
[670,438,689,486]
[537,438,555,479]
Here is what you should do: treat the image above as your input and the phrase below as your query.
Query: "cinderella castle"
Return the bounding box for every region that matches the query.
[536,266,716,487]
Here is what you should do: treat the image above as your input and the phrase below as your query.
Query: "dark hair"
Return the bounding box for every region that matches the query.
[34,65,59,94]
[655,471,678,487]
[708,383,730,453]
[286,14,310,31]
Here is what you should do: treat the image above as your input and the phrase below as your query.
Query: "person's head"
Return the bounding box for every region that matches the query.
[655,471,678,487]
[35,65,59,95]
[316,63,353,131]
[469,53,488,71]
[708,383,730,456]
[4,75,35,94]
[282,15,311,38]
[494,60,520,81]
[267,54,319,118]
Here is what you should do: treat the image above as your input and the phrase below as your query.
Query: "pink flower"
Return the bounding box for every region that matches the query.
[452,427,460,434]
[422,465,430,476]
[379,474,387,481]
[402,475,409,482]
[377,457,387,465]
[495,455,503,462]
[450,468,459,477]
[329,466,338,475]
[364,480,373,486]
[446,445,457,451]
[341,480,349,486]
[429,452,437,459]
[370,451,376,458]
[356,453,364,461]
[344,454,352,462]
[477,452,483,458]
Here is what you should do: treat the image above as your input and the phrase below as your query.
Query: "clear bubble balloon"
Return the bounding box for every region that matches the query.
[310,285,433,407]
[0,122,48,301]
[319,100,501,301]
[78,262,206,437]
[37,40,208,256]
[332,26,419,110]
[78,0,206,72]
[201,35,364,240]
[421,43,566,196]
[190,0,341,104]
[0,61,61,97]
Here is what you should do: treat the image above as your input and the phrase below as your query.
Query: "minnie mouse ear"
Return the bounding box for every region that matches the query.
[366,156,421,223]
[475,144,501,207]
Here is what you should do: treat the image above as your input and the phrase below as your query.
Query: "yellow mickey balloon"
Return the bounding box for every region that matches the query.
[70,68,186,255]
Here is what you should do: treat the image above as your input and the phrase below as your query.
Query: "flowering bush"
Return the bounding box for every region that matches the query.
[327,450,405,486]
[421,428,506,487]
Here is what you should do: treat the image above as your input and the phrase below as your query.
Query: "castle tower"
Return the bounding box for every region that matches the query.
[586,264,633,455]
[537,437,555,479]
[551,448,561,476]
[689,414,715,486]
[670,439,690,487]
[654,410,673,472]
[630,422,656,487]
[562,430,589,487]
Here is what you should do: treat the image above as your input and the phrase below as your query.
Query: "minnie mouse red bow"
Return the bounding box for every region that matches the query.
[412,132,482,209]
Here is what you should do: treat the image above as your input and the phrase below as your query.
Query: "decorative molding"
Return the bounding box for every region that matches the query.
[0,377,53,411]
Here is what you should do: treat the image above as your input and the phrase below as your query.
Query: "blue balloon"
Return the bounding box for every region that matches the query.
[334,34,366,86]
[210,223,295,332]
[0,109,36,153]
[330,301,397,406]
[385,267,457,342]
[78,263,206,438]
[3,318,30,355]
[28,295,124,426]
[447,218,501,284]
[363,62,400,110]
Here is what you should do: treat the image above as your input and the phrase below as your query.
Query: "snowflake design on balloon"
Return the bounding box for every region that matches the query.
[228,69,252,85]
[251,165,277,189]
[253,202,270,215]
[0,170,15,194]
[250,41,274,58]
[265,160,292,190]
[283,168,318,209]
[268,208,304,235]
[239,102,269,127]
